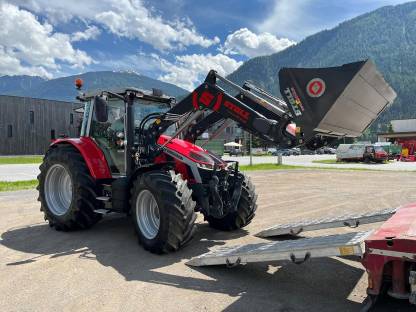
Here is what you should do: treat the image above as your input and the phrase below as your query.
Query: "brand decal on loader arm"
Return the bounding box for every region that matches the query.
[199,91,215,107]
[193,90,250,123]
[223,100,250,122]
[284,87,304,116]
[306,78,326,98]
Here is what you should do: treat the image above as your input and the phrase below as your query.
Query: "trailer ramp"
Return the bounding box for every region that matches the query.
[187,231,371,267]
[256,207,396,238]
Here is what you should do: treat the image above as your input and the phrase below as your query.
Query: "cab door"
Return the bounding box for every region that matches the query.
[89,98,126,175]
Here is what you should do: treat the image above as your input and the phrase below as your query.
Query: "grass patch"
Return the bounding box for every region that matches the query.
[240,164,304,171]
[0,180,38,192]
[0,156,43,165]
[312,159,343,164]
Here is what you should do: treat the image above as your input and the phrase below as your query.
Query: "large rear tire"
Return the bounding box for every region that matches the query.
[131,170,197,254]
[37,145,102,231]
[207,173,257,231]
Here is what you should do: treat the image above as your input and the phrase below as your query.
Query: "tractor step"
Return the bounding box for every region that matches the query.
[187,231,372,267]
[255,207,396,238]
[96,196,111,202]
[93,209,111,214]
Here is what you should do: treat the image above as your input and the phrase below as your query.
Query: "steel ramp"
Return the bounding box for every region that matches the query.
[187,231,372,267]
[255,207,396,238]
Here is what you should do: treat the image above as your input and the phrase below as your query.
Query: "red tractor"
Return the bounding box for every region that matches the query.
[37,60,395,254]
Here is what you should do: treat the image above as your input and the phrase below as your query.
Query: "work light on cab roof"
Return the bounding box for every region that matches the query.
[75,78,83,90]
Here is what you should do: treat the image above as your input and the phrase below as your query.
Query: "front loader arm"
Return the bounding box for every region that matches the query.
[150,71,296,150]
[149,60,396,152]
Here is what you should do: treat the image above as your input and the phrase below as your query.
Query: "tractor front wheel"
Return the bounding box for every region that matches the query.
[37,145,102,231]
[131,170,197,254]
[207,173,257,231]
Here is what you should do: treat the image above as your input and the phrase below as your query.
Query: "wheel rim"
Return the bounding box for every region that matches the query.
[136,189,160,240]
[44,164,73,216]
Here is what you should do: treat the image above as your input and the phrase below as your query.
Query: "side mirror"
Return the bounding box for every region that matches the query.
[94,96,108,122]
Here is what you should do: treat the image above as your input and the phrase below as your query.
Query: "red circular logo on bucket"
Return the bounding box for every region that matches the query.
[306,78,326,98]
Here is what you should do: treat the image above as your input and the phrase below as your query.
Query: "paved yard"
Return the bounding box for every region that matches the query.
[3,154,416,182]
[1,169,415,311]
[223,154,416,171]
[0,164,40,181]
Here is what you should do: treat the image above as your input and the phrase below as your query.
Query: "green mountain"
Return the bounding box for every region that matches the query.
[0,71,187,102]
[0,75,46,95]
[228,1,416,133]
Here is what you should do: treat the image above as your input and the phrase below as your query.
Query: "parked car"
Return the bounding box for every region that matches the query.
[272,149,292,156]
[315,148,326,155]
[229,148,243,156]
[324,147,336,154]
[300,148,316,155]
[267,147,277,154]
[290,148,301,156]
[336,144,388,163]
[374,142,401,160]
[316,147,336,154]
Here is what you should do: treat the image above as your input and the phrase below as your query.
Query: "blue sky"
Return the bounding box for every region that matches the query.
[0,0,409,90]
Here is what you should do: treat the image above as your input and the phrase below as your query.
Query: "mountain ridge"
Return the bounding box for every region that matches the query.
[0,71,188,102]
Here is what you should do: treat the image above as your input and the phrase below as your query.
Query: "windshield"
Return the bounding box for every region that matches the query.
[374,146,384,152]
[133,98,175,136]
[133,98,170,126]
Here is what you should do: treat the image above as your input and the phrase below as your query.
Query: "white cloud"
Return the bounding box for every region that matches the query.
[156,53,243,91]
[15,0,219,51]
[258,0,322,40]
[222,28,295,58]
[71,25,101,42]
[99,52,166,76]
[0,2,93,77]
[0,46,52,78]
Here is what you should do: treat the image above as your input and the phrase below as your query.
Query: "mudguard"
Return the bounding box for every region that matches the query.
[52,137,112,179]
[279,60,397,140]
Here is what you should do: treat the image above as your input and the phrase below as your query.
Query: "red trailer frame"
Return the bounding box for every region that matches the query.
[362,203,416,305]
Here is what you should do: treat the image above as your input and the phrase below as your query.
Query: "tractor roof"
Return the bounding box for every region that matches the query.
[78,87,173,102]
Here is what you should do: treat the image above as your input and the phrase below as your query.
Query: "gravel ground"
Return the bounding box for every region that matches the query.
[1,169,415,311]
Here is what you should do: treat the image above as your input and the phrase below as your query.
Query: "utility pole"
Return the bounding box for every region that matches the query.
[249,133,253,166]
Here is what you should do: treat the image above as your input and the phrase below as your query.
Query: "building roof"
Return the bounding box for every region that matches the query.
[391,119,416,132]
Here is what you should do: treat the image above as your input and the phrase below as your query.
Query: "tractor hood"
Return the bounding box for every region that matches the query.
[157,135,226,169]
[279,60,396,140]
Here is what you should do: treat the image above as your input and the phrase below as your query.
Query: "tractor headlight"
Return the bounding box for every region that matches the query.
[189,151,214,170]
[196,162,214,170]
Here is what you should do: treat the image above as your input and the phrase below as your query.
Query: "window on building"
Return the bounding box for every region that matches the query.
[7,125,12,138]
[51,129,56,140]
[29,110,34,124]
[70,113,74,125]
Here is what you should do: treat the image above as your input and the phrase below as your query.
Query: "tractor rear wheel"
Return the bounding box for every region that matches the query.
[131,170,196,254]
[207,173,257,231]
[37,145,102,231]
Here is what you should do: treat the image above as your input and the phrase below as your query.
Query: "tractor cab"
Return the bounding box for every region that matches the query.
[78,88,174,175]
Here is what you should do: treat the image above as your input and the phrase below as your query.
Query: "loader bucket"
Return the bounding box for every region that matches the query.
[279,60,396,141]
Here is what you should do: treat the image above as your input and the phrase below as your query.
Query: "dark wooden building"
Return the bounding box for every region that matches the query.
[0,95,82,155]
